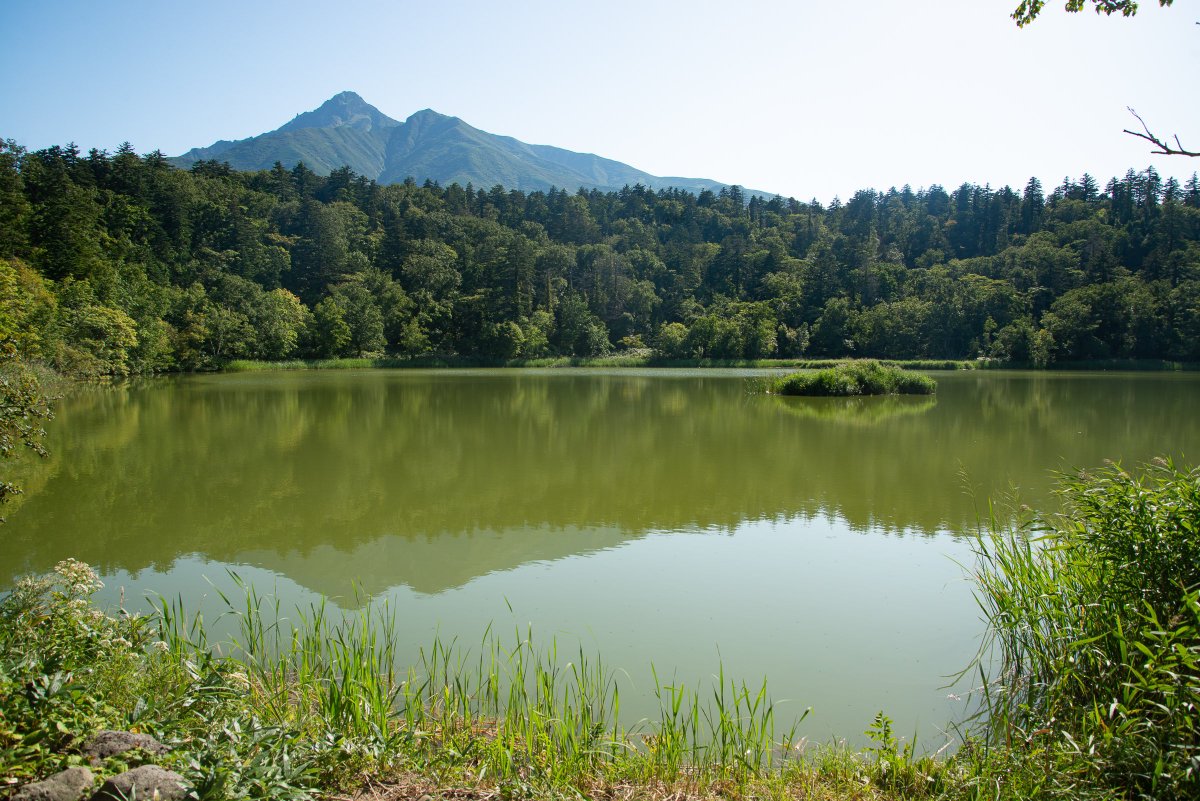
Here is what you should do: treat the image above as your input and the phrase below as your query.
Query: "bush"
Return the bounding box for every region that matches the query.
[773,360,936,396]
[0,561,333,798]
[0,559,149,783]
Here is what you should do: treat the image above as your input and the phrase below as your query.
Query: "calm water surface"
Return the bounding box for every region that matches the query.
[4,369,1198,747]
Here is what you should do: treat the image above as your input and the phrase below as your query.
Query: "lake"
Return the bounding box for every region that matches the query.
[3,368,1197,748]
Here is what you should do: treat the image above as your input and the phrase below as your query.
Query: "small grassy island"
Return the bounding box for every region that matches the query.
[772,360,937,397]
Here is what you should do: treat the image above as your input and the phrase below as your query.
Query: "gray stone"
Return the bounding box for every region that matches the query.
[88,765,187,801]
[12,767,95,801]
[79,731,169,765]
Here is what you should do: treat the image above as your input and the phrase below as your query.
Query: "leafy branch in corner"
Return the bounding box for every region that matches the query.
[1012,1,1174,28]
[1012,4,1195,159]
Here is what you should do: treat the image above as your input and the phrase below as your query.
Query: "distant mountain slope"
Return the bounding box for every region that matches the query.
[171,91,767,195]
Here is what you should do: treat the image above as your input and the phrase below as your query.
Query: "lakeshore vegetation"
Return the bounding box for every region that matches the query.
[1,140,1199,377]
[1,459,1196,800]
[772,360,938,396]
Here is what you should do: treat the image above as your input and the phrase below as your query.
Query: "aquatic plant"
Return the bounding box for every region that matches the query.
[772,360,937,396]
[969,458,1200,800]
[7,564,946,800]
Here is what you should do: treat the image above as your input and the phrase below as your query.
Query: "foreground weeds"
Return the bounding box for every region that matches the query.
[2,565,949,800]
[3,457,1197,799]
[967,458,1200,800]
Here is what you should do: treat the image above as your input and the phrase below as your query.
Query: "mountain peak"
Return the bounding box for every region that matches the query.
[278,91,399,134]
[172,94,762,196]
[404,108,458,126]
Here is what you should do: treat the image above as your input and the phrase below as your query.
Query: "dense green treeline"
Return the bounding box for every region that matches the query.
[2,138,1199,374]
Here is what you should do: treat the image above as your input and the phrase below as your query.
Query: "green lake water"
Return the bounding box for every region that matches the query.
[3,368,1198,748]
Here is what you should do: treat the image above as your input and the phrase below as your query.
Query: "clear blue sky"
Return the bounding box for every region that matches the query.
[2,0,1196,200]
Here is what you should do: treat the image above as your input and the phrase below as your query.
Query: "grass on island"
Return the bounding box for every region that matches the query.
[772,360,937,396]
[2,459,1197,801]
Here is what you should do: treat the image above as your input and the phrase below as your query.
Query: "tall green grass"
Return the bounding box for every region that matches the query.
[146,574,834,795]
[3,562,953,799]
[968,458,1200,800]
[772,360,937,396]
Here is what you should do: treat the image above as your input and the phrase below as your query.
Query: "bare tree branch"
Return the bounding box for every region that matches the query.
[1123,108,1200,158]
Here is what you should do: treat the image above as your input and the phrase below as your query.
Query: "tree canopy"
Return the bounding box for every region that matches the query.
[1,140,1198,372]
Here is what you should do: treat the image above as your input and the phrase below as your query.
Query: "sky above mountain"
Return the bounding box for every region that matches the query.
[1,0,1196,202]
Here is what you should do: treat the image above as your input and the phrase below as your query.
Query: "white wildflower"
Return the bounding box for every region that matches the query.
[53,559,103,594]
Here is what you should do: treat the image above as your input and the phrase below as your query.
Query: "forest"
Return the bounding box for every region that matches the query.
[1,138,1198,375]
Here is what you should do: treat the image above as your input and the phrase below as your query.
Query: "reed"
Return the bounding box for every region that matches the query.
[2,559,961,799]
[772,360,937,396]
[968,458,1200,800]
[146,578,826,792]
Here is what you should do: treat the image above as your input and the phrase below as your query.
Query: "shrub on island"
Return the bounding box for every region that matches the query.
[772,360,936,396]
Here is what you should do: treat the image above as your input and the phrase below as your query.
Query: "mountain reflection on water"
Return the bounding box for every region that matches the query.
[3,369,1198,598]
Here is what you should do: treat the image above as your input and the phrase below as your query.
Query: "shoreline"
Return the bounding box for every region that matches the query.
[220,355,1200,374]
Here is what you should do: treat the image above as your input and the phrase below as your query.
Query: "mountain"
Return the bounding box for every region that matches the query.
[171,91,765,195]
